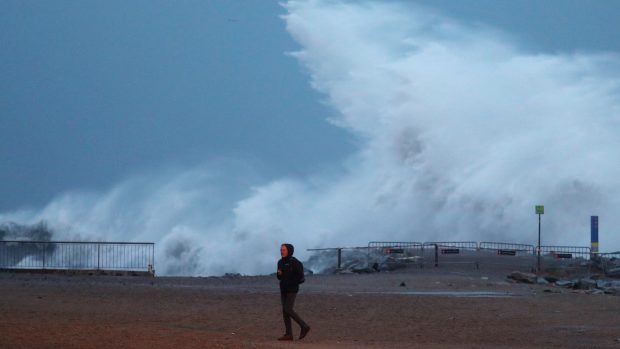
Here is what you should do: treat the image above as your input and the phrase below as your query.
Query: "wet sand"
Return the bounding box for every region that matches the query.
[1,268,619,348]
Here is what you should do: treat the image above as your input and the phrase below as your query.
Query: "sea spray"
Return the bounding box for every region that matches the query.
[2,1,620,275]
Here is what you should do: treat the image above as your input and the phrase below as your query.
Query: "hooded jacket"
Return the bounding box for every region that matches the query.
[277,243,305,293]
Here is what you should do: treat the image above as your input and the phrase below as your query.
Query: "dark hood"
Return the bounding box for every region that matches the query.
[283,243,294,257]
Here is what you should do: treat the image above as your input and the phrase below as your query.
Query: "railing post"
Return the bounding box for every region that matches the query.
[434,244,438,267]
[150,243,155,276]
[337,248,342,270]
[97,244,100,270]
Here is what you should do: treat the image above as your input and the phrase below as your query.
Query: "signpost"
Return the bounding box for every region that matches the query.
[535,205,544,272]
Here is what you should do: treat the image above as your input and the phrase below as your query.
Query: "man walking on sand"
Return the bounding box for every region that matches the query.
[277,243,310,341]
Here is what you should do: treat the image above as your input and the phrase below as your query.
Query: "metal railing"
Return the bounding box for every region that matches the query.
[595,252,620,274]
[479,242,535,257]
[597,252,620,259]
[479,242,535,252]
[539,245,591,259]
[367,241,425,265]
[424,241,478,250]
[367,241,423,250]
[306,246,367,270]
[0,241,155,272]
[307,240,599,272]
[421,242,479,268]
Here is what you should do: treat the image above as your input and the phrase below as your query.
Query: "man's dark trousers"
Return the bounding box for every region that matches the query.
[280,292,308,335]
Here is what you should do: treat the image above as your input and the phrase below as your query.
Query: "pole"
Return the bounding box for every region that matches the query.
[537,213,541,273]
[337,248,342,270]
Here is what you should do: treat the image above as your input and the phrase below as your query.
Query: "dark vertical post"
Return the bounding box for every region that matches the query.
[337,248,342,270]
[537,213,541,273]
[434,244,439,267]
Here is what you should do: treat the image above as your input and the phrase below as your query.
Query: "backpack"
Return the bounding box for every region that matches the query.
[298,259,305,284]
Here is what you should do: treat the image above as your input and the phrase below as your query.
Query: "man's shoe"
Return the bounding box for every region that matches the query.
[278,334,293,341]
[299,326,311,340]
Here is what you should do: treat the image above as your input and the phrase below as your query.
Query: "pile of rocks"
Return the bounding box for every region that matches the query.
[508,271,620,295]
[591,254,620,277]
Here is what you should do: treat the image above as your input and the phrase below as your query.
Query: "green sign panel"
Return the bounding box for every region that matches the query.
[535,205,544,214]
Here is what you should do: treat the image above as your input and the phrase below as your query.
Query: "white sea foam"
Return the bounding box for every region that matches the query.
[2,1,620,275]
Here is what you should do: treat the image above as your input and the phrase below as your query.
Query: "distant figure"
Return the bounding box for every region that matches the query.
[276,243,310,341]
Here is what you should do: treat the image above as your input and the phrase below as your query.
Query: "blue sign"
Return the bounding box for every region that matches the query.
[591,216,599,253]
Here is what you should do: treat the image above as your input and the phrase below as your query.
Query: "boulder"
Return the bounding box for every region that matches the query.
[544,276,559,283]
[574,278,597,290]
[596,280,611,289]
[555,280,575,288]
[508,271,536,284]
[351,267,375,274]
[336,269,354,274]
[606,267,620,278]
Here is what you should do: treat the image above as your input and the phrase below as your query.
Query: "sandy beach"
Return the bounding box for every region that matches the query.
[1,267,619,349]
